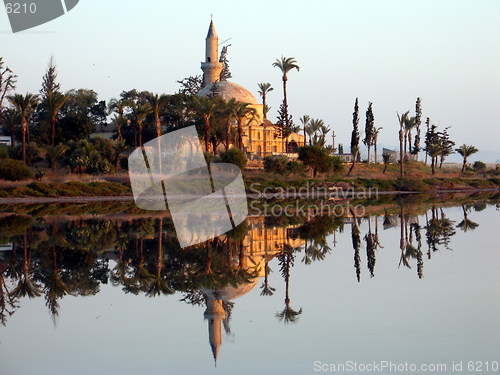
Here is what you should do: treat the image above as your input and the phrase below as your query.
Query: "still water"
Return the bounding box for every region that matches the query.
[0,195,499,375]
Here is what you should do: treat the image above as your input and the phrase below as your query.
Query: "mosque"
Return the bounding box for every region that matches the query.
[202,216,305,364]
[197,21,305,157]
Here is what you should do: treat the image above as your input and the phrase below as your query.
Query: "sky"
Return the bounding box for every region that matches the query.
[1,0,499,161]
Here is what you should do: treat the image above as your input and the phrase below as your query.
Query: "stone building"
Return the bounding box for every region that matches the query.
[197,21,305,157]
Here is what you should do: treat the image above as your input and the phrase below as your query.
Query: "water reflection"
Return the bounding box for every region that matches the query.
[0,195,496,365]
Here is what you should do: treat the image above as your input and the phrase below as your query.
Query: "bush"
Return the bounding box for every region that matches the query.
[298,146,343,177]
[218,148,247,169]
[286,160,307,176]
[264,155,289,174]
[0,159,33,181]
[473,161,486,172]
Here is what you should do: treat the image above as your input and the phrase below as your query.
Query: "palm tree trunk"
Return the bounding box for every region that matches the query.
[367,145,371,163]
[21,117,27,163]
[10,127,15,147]
[51,116,56,147]
[262,121,266,156]
[138,125,143,148]
[461,157,467,174]
[156,116,162,174]
[204,118,210,153]
[399,129,404,178]
[237,120,243,150]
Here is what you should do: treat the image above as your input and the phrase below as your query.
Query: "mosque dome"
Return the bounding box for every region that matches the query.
[202,277,260,301]
[197,81,259,105]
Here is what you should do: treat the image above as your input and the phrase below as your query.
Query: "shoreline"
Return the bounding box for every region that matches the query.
[0,187,497,205]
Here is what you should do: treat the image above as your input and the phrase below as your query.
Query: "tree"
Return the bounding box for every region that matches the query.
[363,102,375,162]
[193,96,217,152]
[40,58,61,97]
[1,107,19,146]
[45,92,68,147]
[397,111,410,178]
[456,144,478,174]
[130,103,153,148]
[298,145,342,177]
[438,127,455,168]
[7,93,39,162]
[0,57,17,110]
[349,98,360,174]
[412,97,422,155]
[306,118,329,148]
[373,127,382,163]
[272,56,299,130]
[404,115,416,156]
[219,98,238,152]
[219,45,232,81]
[46,144,68,172]
[257,83,273,119]
[232,101,256,150]
[382,153,392,174]
[177,75,203,96]
[55,89,103,144]
[299,115,310,146]
[146,93,169,171]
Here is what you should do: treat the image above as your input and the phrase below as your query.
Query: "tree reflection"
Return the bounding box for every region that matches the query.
[457,204,479,232]
[276,244,302,324]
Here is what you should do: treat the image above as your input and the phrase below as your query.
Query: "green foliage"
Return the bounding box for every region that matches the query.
[218,147,247,169]
[298,146,343,177]
[0,158,33,181]
[64,139,112,174]
[264,155,289,174]
[473,161,486,171]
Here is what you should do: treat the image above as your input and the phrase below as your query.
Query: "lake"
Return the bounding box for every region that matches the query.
[0,194,499,375]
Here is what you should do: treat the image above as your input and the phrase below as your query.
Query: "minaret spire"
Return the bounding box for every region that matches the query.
[201,19,223,87]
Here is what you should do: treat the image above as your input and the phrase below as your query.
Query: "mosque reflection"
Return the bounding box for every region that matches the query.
[0,200,489,362]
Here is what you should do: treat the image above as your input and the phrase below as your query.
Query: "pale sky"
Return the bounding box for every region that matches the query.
[1,0,499,161]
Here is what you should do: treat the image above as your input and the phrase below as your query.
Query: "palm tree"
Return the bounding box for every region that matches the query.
[232,101,257,150]
[131,103,152,148]
[146,93,169,172]
[299,115,310,146]
[382,153,392,174]
[7,93,39,162]
[456,144,478,174]
[427,144,442,174]
[397,111,410,178]
[111,114,126,143]
[260,262,275,296]
[272,56,300,128]
[220,98,238,152]
[257,83,273,119]
[9,231,41,299]
[108,97,128,117]
[1,107,18,146]
[404,116,416,155]
[457,204,479,232]
[193,96,217,152]
[147,219,174,297]
[45,91,68,146]
[46,144,68,173]
[373,126,383,163]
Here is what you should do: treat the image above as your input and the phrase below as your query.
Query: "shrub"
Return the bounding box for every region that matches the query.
[218,148,247,169]
[473,161,486,172]
[298,146,343,177]
[264,155,289,174]
[286,160,307,176]
[0,159,33,181]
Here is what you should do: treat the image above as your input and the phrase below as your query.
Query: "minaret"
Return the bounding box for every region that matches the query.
[204,295,226,365]
[201,20,223,87]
